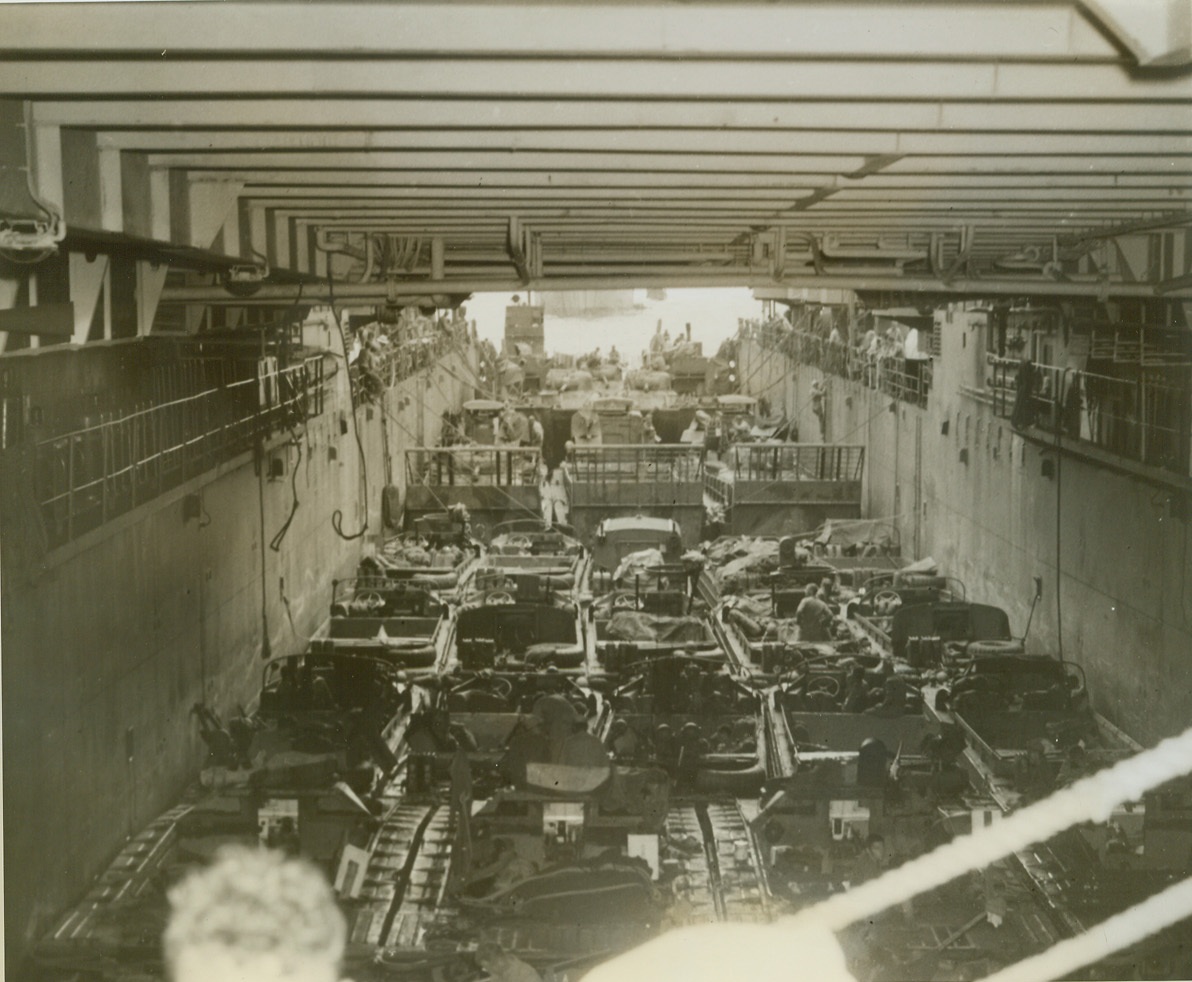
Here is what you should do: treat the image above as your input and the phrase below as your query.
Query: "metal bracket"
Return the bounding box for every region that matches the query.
[225,262,269,284]
[0,215,65,253]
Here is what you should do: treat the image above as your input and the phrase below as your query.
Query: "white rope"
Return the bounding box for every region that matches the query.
[978,874,1192,982]
[787,724,1192,933]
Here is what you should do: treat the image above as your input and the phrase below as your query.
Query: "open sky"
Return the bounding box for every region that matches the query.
[463,288,767,362]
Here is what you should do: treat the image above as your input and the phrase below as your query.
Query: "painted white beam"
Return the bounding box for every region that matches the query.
[97,146,123,231]
[5,60,1188,100]
[186,180,245,251]
[29,122,64,214]
[234,171,843,189]
[147,150,874,173]
[267,189,1192,214]
[842,174,1192,189]
[170,158,1192,190]
[100,128,899,155]
[135,260,168,335]
[797,200,1192,212]
[1080,0,1192,66]
[0,3,1120,61]
[823,187,1192,202]
[241,185,821,200]
[148,167,171,241]
[97,128,1192,158]
[252,203,1166,229]
[233,175,1192,202]
[33,99,1192,133]
[283,206,821,221]
[883,155,1192,174]
[68,252,108,344]
[290,215,1147,231]
[157,273,1192,303]
[244,192,815,208]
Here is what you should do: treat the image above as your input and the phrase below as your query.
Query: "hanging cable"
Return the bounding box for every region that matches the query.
[1054,369,1068,662]
[255,440,272,660]
[268,430,303,552]
[326,268,369,540]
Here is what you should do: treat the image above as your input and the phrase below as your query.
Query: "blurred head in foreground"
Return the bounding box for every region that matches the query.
[164,846,347,982]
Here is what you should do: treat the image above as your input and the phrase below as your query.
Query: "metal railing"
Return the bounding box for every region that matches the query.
[704,467,733,509]
[404,446,541,487]
[721,443,866,483]
[749,324,932,408]
[34,355,326,548]
[350,317,471,403]
[568,443,703,484]
[986,355,1190,475]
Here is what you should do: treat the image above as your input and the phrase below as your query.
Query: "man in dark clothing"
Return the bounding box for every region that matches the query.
[1011,358,1037,430]
[794,583,834,642]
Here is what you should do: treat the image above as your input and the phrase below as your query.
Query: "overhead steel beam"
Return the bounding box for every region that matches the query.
[233,176,1192,203]
[244,193,814,208]
[158,272,1192,305]
[1080,0,1192,66]
[240,186,826,200]
[94,129,1192,158]
[882,155,1192,174]
[146,150,875,173]
[290,212,1186,230]
[798,200,1192,212]
[267,198,1192,220]
[823,188,1192,202]
[163,152,1191,180]
[6,59,1187,100]
[840,174,1192,189]
[1156,271,1192,293]
[103,129,902,155]
[1058,211,1192,243]
[282,206,841,220]
[33,99,1192,133]
[0,3,1122,61]
[185,170,846,188]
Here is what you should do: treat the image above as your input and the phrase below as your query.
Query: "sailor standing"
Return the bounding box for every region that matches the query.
[539,457,571,527]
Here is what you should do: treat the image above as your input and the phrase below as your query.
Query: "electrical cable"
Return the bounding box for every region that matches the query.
[264,286,317,553]
[255,440,272,660]
[1055,375,1064,663]
[326,268,369,541]
[280,579,303,643]
[269,430,303,552]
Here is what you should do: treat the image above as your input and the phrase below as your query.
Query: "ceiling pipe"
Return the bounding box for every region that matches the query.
[314,228,367,261]
[820,235,926,261]
[359,234,376,282]
[158,271,1192,305]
